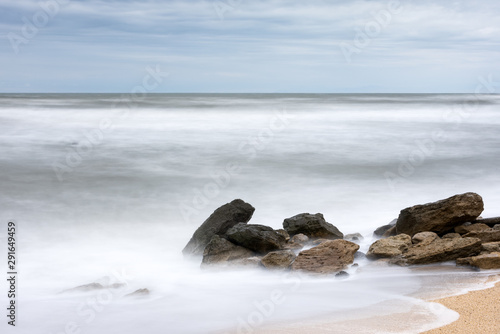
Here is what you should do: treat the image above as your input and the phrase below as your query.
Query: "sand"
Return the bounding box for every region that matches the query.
[422,279,500,334]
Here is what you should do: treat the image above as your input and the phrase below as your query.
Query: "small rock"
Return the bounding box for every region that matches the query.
[201,235,255,266]
[412,232,439,245]
[276,229,290,241]
[285,233,309,250]
[442,233,462,239]
[367,234,412,259]
[229,256,262,268]
[226,223,286,254]
[455,223,491,235]
[373,219,397,237]
[335,271,350,279]
[63,283,104,293]
[292,240,359,274]
[493,224,500,231]
[456,252,500,269]
[261,250,296,270]
[463,230,500,243]
[382,226,397,238]
[283,213,343,240]
[125,288,150,297]
[344,233,364,242]
[312,238,329,246]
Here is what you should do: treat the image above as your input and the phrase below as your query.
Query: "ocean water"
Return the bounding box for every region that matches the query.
[1,93,499,334]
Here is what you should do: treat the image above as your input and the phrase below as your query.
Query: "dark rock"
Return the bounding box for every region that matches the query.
[463,229,500,243]
[412,232,439,245]
[373,219,397,237]
[201,235,255,266]
[291,240,359,274]
[455,223,491,235]
[344,233,364,242]
[354,251,366,260]
[261,250,296,269]
[335,271,350,279]
[125,288,150,297]
[456,252,500,269]
[392,237,482,266]
[283,213,343,240]
[493,224,500,231]
[367,234,412,259]
[226,223,286,254]
[276,229,290,241]
[395,193,484,237]
[442,233,462,239]
[382,226,397,238]
[183,199,255,256]
[472,217,500,227]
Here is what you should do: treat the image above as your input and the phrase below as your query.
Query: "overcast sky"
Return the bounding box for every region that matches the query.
[1,0,499,93]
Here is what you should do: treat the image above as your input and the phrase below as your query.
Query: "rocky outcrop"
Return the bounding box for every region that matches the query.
[456,252,500,269]
[367,234,412,259]
[392,237,482,266]
[463,229,500,243]
[261,250,296,269]
[292,240,359,274]
[183,199,255,256]
[283,213,343,239]
[226,223,286,254]
[201,235,255,266]
[395,193,484,236]
[373,219,397,237]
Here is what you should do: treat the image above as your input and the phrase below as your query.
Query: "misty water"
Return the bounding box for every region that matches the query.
[1,94,500,334]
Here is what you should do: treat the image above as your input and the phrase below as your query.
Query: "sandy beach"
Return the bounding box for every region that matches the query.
[423,278,500,334]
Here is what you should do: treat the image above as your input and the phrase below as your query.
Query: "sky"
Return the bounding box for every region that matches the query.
[0,0,499,93]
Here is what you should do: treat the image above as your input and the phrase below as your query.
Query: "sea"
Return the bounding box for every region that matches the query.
[1,93,499,334]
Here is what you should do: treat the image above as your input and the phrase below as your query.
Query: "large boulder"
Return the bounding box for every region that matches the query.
[261,250,296,269]
[395,193,484,236]
[283,213,343,239]
[367,234,412,259]
[201,235,255,266]
[182,199,255,256]
[463,229,500,243]
[225,223,286,254]
[392,237,482,266]
[456,252,500,269]
[292,240,359,274]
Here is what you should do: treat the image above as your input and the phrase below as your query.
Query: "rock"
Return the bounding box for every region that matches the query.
[354,251,366,260]
[395,193,484,236]
[382,226,397,238]
[201,235,255,266]
[63,283,104,293]
[312,238,329,246]
[493,224,500,231]
[291,240,359,274]
[226,223,286,254]
[261,250,296,269]
[463,229,500,243]
[442,233,461,239]
[335,271,350,279]
[285,234,309,250]
[473,217,500,227]
[482,242,500,253]
[456,252,500,269]
[229,256,262,268]
[125,288,150,297]
[283,213,343,240]
[183,199,255,256]
[367,234,412,259]
[412,232,439,245]
[392,237,482,266]
[373,219,397,237]
[344,233,364,242]
[276,229,290,241]
[455,223,491,235]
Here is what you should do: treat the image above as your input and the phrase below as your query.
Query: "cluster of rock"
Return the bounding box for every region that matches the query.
[183,193,500,274]
[368,192,500,269]
[182,200,358,274]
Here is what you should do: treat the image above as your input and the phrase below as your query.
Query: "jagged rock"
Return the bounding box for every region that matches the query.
[201,235,255,266]
[285,234,309,250]
[463,229,500,243]
[395,193,484,237]
[292,240,359,274]
[455,223,491,235]
[382,226,397,238]
[373,219,397,237]
[261,250,296,269]
[125,288,150,297]
[456,252,500,269]
[367,234,412,259]
[482,242,500,253]
[183,199,255,256]
[442,233,461,239]
[344,233,364,242]
[283,213,343,240]
[226,223,286,254]
[276,229,290,241]
[392,237,482,266]
[412,232,439,245]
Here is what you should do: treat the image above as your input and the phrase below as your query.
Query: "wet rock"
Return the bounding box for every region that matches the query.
[392,237,482,266]
[261,250,296,269]
[344,233,364,242]
[396,193,484,237]
[455,223,491,235]
[463,229,500,243]
[367,234,412,259]
[456,252,500,269]
[442,233,462,239]
[226,223,286,254]
[373,219,397,237]
[292,240,359,274]
[412,232,439,245]
[201,235,255,266]
[283,213,343,240]
[183,199,255,256]
[125,288,150,297]
[312,238,329,246]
